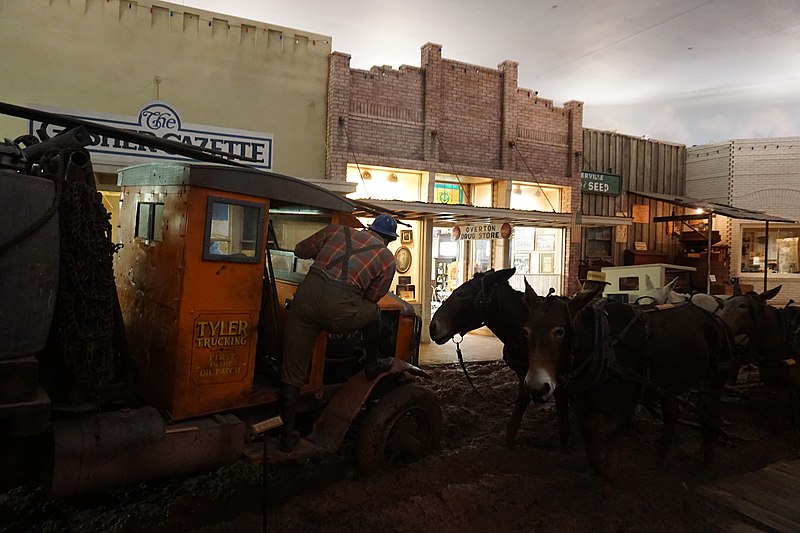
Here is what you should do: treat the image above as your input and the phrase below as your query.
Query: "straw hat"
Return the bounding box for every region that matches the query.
[581,270,611,285]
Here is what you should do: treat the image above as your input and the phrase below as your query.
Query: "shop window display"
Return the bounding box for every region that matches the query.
[741,226,800,273]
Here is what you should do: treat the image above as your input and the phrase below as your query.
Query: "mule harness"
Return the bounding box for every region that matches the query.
[561,299,740,440]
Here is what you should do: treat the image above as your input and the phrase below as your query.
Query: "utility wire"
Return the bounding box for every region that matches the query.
[432,132,471,205]
[512,143,557,213]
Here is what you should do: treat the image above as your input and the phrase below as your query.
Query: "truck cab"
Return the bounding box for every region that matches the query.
[115,163,422,421]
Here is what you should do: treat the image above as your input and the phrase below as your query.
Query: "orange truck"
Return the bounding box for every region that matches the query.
[0,103,441,497]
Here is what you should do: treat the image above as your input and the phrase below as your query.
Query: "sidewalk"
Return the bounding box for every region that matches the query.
[418,332,504,365]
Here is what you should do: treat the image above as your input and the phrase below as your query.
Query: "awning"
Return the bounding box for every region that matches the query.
[351,199,632,228]
[629,190,797,223]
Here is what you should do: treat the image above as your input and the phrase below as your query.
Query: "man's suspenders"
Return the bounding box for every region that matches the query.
[326,227,383,280]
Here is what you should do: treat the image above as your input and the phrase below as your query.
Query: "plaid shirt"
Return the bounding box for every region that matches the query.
[294,224,396,303]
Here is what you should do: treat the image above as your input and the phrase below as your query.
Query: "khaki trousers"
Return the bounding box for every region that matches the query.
[281,270,379,387]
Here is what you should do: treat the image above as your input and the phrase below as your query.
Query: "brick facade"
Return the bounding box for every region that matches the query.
[327,43,584,295]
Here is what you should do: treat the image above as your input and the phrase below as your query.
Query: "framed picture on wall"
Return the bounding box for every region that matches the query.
[395,246,412,273]
[400,230,413,243]
[513,253,530,274]
[536,234,555,252]
[539,253,555,274]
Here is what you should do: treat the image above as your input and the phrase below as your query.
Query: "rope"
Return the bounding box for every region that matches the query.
[453,334,487,400]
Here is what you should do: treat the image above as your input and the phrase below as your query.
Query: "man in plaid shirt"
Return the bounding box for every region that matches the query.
[279,214,398,451]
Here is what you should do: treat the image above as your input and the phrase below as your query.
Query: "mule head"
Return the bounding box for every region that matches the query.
[522,285,602,403]
[429,267,516,344]
[717,285,782,337]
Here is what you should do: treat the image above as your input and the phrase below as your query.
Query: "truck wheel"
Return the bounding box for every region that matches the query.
[356,384,442,474]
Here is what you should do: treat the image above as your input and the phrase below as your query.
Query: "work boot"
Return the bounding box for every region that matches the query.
[279,383,301,452]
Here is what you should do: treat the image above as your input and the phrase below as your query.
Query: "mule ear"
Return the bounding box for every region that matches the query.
[523,278,539,304]
[644,274,655,290]
[732,279,742,296]
[490,267,516,284]
[665,277,679,290]
[760,285,782,302]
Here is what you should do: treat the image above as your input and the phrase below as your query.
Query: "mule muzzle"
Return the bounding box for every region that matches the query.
[524,369,555,403]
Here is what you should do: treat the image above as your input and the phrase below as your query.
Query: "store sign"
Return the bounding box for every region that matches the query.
[29,102,273,169]
[581,171,621,196]
[452,223,512,240]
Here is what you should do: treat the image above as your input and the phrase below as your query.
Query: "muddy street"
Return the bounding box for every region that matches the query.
[1,361,798,533]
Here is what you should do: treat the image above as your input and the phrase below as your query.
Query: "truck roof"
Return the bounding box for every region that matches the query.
[118,163,356,213]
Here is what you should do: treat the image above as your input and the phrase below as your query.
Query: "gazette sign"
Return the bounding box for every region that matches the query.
[29,102,274,169]
[580,171,621,196]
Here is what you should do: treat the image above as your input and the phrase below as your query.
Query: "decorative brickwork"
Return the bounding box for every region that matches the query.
[327,43,584,294]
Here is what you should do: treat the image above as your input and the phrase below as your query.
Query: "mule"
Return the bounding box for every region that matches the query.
[716,284,795,388]
[429,268,570,449]
[634,276,686,305]
[522,284,732,476]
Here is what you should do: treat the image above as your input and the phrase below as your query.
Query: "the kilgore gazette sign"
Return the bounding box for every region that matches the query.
[581,171,621,196]
[29,102,273,169]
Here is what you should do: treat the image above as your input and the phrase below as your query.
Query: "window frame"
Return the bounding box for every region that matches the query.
[135,201,165,242]
[584,226,614,259]
[202,196,265,264]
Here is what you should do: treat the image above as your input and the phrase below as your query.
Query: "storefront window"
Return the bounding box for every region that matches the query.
[741,226,800,273]
[433,182,465,205]
[471,240,491,275]
[345,166,421,202]
[510,227,564,294]
[431,227,465,311]
[510,183,561,212]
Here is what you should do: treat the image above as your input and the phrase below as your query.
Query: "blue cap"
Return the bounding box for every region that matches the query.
[368,214,398,241]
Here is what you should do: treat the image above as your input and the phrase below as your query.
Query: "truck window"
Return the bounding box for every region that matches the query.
[268,212,331,280]
[135,202,164,242]
[203,197,264,263]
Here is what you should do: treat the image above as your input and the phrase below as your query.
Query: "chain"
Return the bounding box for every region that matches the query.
[50,148,118,402]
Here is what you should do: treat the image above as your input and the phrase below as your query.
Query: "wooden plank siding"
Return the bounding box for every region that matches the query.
[581,129,686,267]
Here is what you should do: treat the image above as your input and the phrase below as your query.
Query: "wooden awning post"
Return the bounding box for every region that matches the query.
[764,220,769,292]
[707,211,713,294]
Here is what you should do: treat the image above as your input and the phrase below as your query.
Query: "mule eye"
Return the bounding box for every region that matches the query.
[553,327,565,339]
[522,326,531,338]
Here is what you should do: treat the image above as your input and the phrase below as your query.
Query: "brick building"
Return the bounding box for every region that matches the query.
[327,43,627,334]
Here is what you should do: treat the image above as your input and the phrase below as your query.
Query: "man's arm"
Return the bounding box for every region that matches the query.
[294,225,333,259]
[363,263,397,303]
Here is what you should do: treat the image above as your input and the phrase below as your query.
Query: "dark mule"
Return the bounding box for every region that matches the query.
[522,285,732,476]
[717,285,800,390]
[429,268,570,449]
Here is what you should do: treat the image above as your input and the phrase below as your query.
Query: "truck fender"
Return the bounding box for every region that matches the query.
[305,359,429,451]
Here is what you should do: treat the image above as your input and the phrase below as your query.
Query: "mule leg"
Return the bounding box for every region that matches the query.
[575,399,616,478]
[505,378,530,448]
[554,386,571,453]
[698,389,723,469]
[658,396,679,459]
[577,384,634,480]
